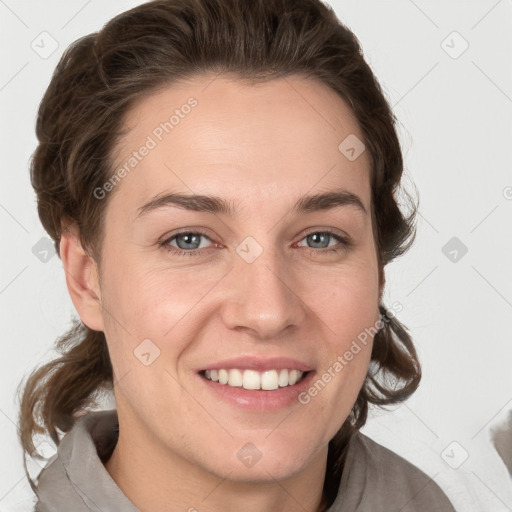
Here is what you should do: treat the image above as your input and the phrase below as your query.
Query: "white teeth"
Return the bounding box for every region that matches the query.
[243,369,261,390]
[261,370,279,390]
[228,369,243,387]
[218,369,228,384]
[203,368,305,390]
[278,369,289,387]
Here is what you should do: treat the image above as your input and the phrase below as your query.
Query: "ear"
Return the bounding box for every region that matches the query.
[59,223,105,332]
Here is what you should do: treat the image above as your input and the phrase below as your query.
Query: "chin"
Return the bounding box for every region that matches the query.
[219,456,310,483]
[205,435,321,482]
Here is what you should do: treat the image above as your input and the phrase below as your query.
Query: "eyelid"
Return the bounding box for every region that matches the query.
[296,225,350,242]
[294,229,352,252]
[159,226,352,257]
[158,228,215,250]
[158,226,350,245]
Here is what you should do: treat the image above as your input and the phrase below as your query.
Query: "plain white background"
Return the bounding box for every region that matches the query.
[1,1,511,510]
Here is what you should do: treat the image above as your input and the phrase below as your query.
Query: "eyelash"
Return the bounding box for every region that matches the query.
[158,229,352,258]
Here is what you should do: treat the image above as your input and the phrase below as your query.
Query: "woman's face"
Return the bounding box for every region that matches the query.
[90,73,381,481]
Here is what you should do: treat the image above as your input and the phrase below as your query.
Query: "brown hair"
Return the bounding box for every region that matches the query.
[17,0,420,505]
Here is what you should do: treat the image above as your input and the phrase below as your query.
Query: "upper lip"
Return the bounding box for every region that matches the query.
[198,356,314,372]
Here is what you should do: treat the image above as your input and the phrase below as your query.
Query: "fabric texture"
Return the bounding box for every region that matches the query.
[33,409,457,511]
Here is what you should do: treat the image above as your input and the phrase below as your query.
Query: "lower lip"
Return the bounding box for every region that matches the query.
[198,371,316,412]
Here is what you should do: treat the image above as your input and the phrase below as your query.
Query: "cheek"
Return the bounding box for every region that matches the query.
[306,261,379,388]
[309,260,380,332]
[99,256,219,358]
[100,236,379,350]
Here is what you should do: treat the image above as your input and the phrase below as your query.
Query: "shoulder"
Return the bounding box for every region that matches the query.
[34,409,125,512]
[328,431,457,512]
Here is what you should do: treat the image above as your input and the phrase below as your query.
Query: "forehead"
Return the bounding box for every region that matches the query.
[108,73,371,219]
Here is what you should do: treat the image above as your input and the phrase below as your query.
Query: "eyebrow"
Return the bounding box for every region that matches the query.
[135,187,367,220]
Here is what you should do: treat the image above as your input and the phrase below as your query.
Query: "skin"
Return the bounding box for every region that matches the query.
[60,72,383,512]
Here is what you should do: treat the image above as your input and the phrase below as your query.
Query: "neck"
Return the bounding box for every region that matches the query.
[104,424,330,512]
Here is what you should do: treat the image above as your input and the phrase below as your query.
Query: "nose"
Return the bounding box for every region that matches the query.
[220,243,306,339]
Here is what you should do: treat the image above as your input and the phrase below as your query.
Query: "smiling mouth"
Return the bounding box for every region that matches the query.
[199,368,310,391]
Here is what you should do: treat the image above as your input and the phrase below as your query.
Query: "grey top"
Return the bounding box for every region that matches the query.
[34,409,456,511]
